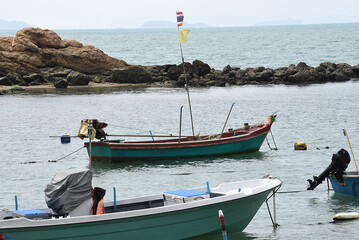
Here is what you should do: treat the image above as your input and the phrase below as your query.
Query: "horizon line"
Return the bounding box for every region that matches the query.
[1,21,359,31]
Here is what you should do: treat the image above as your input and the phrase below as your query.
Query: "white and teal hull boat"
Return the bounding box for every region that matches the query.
[0,171,281,240]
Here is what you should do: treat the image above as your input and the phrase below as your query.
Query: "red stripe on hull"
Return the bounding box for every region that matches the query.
[85,124,270,150]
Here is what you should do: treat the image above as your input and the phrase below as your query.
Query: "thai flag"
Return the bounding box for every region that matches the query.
[177,11,184,27]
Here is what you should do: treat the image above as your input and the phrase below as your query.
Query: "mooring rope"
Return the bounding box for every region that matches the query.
[49,146,85,162]
[277,190,307,193]
[266,129,278,150]
[20,146,85,164]
[265,185,282,228]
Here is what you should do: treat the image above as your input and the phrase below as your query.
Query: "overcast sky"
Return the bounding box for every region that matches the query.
[1,0,359,29]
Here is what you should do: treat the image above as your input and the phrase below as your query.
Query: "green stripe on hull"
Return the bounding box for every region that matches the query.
[88,133,268,161]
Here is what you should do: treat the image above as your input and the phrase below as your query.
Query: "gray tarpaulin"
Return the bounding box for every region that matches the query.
[44,168,93,215]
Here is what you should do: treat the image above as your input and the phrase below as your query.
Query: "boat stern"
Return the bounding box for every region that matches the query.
[328,172,359,196]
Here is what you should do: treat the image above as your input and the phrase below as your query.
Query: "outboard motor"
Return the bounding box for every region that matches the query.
[45,168,93,215]
[307,149,350,190]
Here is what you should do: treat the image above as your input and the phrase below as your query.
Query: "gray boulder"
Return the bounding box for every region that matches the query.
[192,60,210,76]
[110,66,152,83]
[176,73,191,86]
[222,65,231,74]
[273,67,288,78]
[0,89,8,95]
[0,75,14,85]
[352,64,359,77]
[23,73,45,84]
[54,79,68,88]
[320,61,337,69]
[167,65,182,80]
[336,63,355,78]
[328,69,351,81]
[255,68,274,83]
[66,71,91,86]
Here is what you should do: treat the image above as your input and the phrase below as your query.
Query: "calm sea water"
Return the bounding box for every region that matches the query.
[1,82,359,239]
[1,24,359,239]
[1,23,359,69]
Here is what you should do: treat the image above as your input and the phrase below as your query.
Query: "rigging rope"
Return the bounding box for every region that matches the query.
[266,129,278,150]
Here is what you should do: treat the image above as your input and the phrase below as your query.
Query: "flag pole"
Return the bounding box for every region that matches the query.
[177,12,195,137]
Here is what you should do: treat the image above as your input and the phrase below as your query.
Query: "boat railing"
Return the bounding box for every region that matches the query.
[0,188,237,222]
[104,197,165,214]
[103,190,227,212]
[343,171,359,176]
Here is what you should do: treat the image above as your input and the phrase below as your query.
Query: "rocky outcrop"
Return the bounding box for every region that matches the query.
[0,27,128,74]
[145,61,359,87]
[1,59,358,91]
[0,28,358,92]
[0,28,156,88]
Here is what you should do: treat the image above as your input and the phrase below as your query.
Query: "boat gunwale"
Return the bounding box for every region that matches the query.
[86,124,270,150]
[342,171,359,177]
[329,171,359,179]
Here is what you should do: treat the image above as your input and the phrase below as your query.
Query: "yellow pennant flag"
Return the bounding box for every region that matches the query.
[179,29,190,43]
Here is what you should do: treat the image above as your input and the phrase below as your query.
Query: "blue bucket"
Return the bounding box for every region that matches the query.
[61,134,71,143]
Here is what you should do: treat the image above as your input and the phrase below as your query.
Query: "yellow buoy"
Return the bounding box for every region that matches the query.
[294,142,307,150]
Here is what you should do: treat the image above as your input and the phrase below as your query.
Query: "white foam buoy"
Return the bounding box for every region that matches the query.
[333,212,359,220]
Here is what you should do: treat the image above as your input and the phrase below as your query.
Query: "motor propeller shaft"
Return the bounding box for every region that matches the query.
[307,149,350,190]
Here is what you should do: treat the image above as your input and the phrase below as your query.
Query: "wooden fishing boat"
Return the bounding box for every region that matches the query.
[0,169,282,240]
[83,114,277,162]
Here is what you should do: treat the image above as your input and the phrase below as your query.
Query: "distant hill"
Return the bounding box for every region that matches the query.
[0,19,33,30]
[140,21,210,29]
[256,19,303,26]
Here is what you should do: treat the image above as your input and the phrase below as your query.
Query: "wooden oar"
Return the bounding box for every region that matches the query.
[106,134,196,138]
[88,120,93,168]
[220,102,235,138]
[50,135,79,138]
[179,106,183,143]
[343,129,358,171]
[50,134,197,138]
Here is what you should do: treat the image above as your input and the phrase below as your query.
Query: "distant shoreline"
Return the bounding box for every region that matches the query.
[0,82,154,94]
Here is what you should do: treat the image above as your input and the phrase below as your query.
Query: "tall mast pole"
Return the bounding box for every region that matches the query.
[177,12,195,137]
